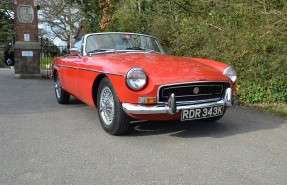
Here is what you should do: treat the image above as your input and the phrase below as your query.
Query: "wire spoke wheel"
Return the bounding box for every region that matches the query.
[54,72,70,104]
[99,86,115,125]
[97,77,130,135]
[55,75,62,99]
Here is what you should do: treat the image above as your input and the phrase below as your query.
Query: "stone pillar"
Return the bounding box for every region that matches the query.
[13,0,41,78]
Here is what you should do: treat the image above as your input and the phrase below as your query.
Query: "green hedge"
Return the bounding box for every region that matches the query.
[105,0,287,103]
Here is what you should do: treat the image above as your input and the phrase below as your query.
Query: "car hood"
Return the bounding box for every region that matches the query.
[91,53,230,84]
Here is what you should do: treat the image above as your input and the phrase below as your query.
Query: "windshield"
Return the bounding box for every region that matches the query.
[85,33,165,55]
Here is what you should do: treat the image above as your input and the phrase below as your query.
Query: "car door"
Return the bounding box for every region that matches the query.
[60,37,84,98]
[77,56,100,106]
[61,55,81,98]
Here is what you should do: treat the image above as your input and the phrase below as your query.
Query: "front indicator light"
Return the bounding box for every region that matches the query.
[232,83,237,96]
[139,97,157,104]
[233,90,237,97]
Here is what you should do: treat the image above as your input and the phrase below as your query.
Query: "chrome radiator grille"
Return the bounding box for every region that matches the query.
[158,82,231,102]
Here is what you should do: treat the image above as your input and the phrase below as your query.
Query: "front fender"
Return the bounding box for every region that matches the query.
[107,74,159,104]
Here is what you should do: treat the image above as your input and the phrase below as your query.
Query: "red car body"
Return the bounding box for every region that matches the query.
[52,32,237,135]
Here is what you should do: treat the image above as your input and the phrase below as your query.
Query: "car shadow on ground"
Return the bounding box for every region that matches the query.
[69,97,85,105]
[48,96,287,139]
[126,107,286,138]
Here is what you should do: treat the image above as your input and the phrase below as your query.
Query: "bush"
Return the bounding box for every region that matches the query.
[104,0,287,103]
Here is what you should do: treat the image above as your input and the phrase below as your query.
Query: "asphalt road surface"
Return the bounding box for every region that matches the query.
[1,68,287,185]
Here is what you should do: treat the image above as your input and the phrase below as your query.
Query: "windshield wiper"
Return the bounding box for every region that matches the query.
[126,47,155,53]
[126,47,145,50]
[87,49,117,54]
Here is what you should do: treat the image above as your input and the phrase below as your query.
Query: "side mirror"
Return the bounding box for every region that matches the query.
[62,48,81,56]
[69,48,81,56]
[62,48,70,55]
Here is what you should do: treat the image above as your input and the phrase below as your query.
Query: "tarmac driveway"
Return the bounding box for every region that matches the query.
[0,68,287,185]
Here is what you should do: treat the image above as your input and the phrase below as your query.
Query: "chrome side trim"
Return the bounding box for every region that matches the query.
[123,88,234,115]
[55,64,124,76]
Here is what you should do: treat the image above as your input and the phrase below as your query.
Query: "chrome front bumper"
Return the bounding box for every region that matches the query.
[122,88,234,115]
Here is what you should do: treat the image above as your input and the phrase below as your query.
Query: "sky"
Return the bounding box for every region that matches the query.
[38,23,67,46]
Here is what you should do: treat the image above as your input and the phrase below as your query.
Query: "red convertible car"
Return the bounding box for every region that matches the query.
[52,32,237,135]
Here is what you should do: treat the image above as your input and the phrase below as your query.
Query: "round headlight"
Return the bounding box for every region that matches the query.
[126,68,147,90]
[223,66,237,82]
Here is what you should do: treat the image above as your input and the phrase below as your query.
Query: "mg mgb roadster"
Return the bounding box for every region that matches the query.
[52,32,237,135]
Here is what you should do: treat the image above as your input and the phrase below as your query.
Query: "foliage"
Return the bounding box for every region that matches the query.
[40,39,62,69]
[246,103,287,119]
[0,0,14,66]
[39,0,83,47]
[0,0,284,105]
[40,57,54,69]
[79,0,112,32]
[90,0,287,104]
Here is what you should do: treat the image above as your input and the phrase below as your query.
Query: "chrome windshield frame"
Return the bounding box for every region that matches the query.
[82,32,165,56]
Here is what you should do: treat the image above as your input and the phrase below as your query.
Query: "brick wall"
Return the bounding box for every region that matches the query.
[13,0,41,77]
[14,0,39,42]
[14,50,40,74]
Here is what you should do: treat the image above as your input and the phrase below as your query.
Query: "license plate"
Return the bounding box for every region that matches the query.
[181,105,224,121]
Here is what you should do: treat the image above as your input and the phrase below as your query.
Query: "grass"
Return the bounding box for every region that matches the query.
[243,103,287,120]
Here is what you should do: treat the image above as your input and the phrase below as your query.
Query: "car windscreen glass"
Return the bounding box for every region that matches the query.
[85,33,165,54]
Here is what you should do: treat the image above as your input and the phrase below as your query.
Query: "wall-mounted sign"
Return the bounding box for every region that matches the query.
[18,5,34,23]
[24,34,30,41]
[22,51,33,57]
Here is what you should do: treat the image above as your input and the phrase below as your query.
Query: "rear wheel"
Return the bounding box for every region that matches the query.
[54,72,70,104]
[97,77,130,135]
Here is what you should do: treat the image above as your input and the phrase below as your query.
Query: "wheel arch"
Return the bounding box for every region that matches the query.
[92,73,107,108]
[53,70,58,82]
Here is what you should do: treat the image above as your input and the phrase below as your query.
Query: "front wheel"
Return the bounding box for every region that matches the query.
[54,72,70,104]
[97,77,130,135]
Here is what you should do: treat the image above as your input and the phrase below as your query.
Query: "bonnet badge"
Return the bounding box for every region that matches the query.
[193,87,199,94]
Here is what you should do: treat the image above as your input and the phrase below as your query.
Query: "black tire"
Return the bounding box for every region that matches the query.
[54,72,70,104]
[97,77,130,135]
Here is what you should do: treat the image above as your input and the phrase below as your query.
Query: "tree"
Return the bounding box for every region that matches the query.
[39,0,83,47]
[99,0,287,103]
[0,0,14,66]
[78,0,109,32]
